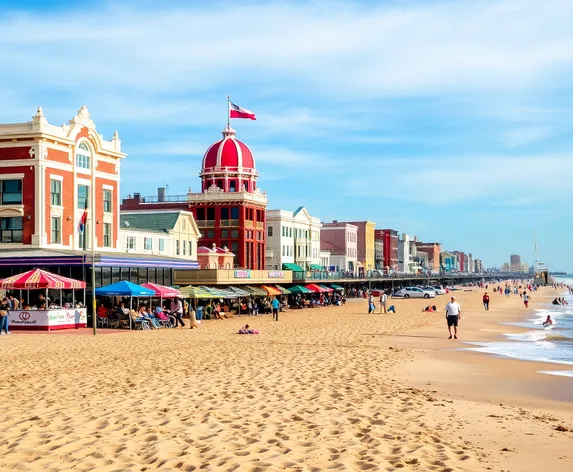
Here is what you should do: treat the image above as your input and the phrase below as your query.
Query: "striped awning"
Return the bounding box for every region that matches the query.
[288,285,312,294]
[225,286,251,297]
[180,285,230,299]
[305,284,329,293]
[330,284,345,290]
[0,268,85,289]
[318,284,334,293]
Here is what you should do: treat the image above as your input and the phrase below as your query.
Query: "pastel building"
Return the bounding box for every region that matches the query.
[265,207,322,270]
[398,233,412,273]
[320,221,358,273]
[440,251,456,273]
[346,221,376,274]
[119,211,200,260]
[414,242,442,274]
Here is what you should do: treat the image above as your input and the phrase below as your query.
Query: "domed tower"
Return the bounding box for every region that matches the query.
[200,125,258,193]
[188,125,268,270]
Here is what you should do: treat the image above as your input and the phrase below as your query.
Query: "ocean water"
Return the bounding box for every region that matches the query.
[466,276,573,378]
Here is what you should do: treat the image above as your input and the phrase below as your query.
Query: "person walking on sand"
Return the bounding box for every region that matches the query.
[368,292,374,314]
[445,296,461,339]
[523,292,531,308]
[482,292,490,311]
[379,290,387,314]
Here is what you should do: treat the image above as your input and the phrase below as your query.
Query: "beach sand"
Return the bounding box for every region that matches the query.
[0,287,571,471]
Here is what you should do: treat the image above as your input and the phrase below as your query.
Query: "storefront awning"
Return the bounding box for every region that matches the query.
[282,263,305,272]
[318,284,334,293]
[275,285,291,295]
[305,283,329,293]
[242,285,268,296]
[309,264,325,271]
[330,284,345,291]
[261,285,282,296]
[288,285,312,294]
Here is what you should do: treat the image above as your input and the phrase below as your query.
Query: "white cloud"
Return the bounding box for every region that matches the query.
[347,153,573,204]
[502,126,554,147]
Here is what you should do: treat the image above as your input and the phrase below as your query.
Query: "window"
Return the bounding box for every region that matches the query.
[206,230,215,239]
[1,179,22,205]
[229,180,237,192]
[159,239,165,252]
[231,229,239,238]
[50,179,61,206]
[127,236,135,250]
[206,208,215,220]
[231,241,239,254]
[196,208,205,220]
[289,228,292,238]
[183,240,187,255]
[268,226,273,237]
[282,245,285,256]
[103,189,112,213]
[175,240,180,255]
[50,217,61,244]
[221,230,228,238]
[221,208,229,219]
[104,223,111,247]
[188,240,193,256]
[77,184,89,209]
[0,217,23,243]
[144,237,152,250]
[76,142,91,169]
[230,207,239,219]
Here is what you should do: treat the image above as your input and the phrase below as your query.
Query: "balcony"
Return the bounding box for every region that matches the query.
[174,269,293,285]
[256,222,264,229]
[220,219,240,227]
[245,220,254,229]
[196,220,215,228]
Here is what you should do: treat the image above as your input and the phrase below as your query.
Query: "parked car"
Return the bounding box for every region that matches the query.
[420,285,446,295]
[394,287,436,299]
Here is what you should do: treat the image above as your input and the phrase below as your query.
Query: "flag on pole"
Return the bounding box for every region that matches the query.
[229,101,256,120]
[79,207,88,234]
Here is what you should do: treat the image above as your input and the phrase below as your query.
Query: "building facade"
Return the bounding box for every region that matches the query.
[121,125,267,270]
[119,211,200,260]
[346,221,376,274]
[510,254,521,271]
[265,207,322,270]
[440,251,456,272]
[320,221,358,273]
[374,229,399,270]
[0,106,124,252]
[398,233,412,273]
[415,242,442,274]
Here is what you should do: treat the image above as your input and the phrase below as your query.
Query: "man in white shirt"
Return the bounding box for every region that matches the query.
[445,296,461,339]
[379,291,388,313]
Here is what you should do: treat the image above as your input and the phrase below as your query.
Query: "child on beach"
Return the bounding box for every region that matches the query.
[523,292,531,308]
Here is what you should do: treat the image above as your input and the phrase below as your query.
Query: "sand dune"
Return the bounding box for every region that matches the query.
[0,288,570,471]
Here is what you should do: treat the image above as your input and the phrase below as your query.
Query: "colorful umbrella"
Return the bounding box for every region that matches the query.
[0,269,86,289]
[141,283,181,298]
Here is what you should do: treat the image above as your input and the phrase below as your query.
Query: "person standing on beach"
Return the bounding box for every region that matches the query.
[445,296,461,339]
[271,296,280,321]
[379,291,387,314]
[368,292,374,314]
[482,292,490,311]
[170,298,185,328]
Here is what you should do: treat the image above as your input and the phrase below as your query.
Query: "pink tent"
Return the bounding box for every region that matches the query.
[141,283,181,298]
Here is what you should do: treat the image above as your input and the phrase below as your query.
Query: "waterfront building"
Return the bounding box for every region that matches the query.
[398,233,412,273]
[510,254,521,271]
[467,253,474,274]
[320,221,358,273]
[440,251,456,273]
[119,211,200,260]
[374,229,399,270]
[414,242,442,274]
[121,125,267,270]
[265,207,322,270]
[345,221,376,275]
[374,238,384,270]
[319,248,331,271]
[453,251,466,272]
[0,106,198,286]
[474,259,483,273]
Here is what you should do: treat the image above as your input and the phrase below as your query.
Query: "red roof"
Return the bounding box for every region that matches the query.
[202,126,255,173]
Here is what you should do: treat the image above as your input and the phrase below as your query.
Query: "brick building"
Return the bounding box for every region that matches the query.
[374,229,399,270]
[414,242,442,274]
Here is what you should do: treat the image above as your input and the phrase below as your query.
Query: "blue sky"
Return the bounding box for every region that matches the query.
[1,0,572,271]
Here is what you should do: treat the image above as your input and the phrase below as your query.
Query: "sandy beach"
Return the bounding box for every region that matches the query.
[1,286,571,471]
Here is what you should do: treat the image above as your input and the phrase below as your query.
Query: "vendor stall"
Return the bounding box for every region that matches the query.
[1,269,87,331]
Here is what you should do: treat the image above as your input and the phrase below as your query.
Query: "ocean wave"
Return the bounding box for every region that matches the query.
[538,370,573,378]
[466,341,573,367]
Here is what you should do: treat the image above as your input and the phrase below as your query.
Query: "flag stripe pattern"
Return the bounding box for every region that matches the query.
[229,101,256,120]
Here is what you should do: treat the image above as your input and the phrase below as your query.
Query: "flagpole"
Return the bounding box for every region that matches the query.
[227,95,231,128]
[91,165,97,336]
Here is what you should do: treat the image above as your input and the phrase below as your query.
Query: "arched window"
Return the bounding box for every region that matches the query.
[76,142,91,169]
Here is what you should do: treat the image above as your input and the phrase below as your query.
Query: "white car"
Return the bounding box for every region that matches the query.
[420,285,446,295]
[394,287,436,299]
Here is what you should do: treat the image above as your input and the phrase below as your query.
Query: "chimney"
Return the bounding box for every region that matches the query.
[158,187,165,202]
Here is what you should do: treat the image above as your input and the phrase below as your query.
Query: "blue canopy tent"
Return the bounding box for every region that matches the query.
[95,281,155,329]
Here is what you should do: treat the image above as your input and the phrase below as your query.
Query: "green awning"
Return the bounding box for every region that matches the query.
[310,264,325,271]
[330,284,344,290]
[225,286,251,297]
[180,285,230,299]
[283,263,305,272]
[288,285,312,294]
[275,285,291,295]
[243,285,268,296]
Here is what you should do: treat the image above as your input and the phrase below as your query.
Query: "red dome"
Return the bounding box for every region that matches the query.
[202,126,256,172]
